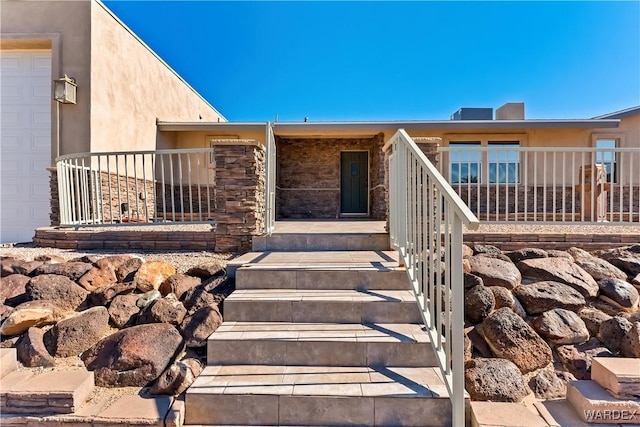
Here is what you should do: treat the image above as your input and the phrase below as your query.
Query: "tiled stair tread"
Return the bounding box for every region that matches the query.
[230,250,400,267]
[213,322,430,343]
[227,289,416,302]
[593,357,640,382]
[189,365,450,398]
[0,369,93,395]
[567,381,640,424]
[470,402,548,427]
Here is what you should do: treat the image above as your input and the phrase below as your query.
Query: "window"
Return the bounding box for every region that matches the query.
[488,142,520,184]
[595,139,617,183]
[449,142,481,184]
[447,139,521,184]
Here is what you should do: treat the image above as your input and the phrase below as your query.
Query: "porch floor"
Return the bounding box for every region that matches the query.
[271,220,387,234]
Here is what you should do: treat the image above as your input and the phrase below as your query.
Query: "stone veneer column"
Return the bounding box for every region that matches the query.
[212,140,265,252]
[47,167,60,226]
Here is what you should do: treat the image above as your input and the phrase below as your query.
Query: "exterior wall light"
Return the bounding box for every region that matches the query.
[53,75,77,104]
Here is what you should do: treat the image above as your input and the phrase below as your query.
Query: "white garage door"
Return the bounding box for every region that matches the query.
[1,50,52,244]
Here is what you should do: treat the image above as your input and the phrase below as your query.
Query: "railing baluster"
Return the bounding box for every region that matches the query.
[133,154,140,221]
[187,153,194,222]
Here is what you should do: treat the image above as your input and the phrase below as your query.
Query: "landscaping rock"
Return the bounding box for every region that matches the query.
[179,305,223,348]
[82,323,184,387]
[134,261,176,292]
[89,282,137,306]
[0,304,13,322]
[0,301,67,336]
[464,358,530,402]
[150,357,202,396]
[137,294,187,326]
[513,281,585,315]
[464,273,484,291]
[482,307,552,373]
[31,262,92,282]
[465,285,495,324]
[45,306,110,357]
[159,274,201,300]
[185,263,225,279]
[34,255,66,264]
[78,264,117,291]
[465,324,493,358]
[471,244,502,256]
[598,316,633,354]
[598,278,639,311]
[182,277,227,313]
[532,308,589,345]
[0,274,30,306]
[136,290,161,309]
[578,307,611,337]
[16,327,54,367]
[1,258,42,276]
[547,250,573,259]
[504,248,548,264]
[490,286,526,318]
[594,245,640,277]
[556,338,613,380]
[528,370,575,400]
[115,257,144,282]
[26,274,88,311]
[620,321,640,358]
[462,244,474,258]
[108,294,140,328]
[96,255,137,272]
[517,257,598,298]
[468,256,521,289]
[568,247,628,282]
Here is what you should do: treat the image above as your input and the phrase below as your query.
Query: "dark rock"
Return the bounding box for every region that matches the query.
[598,278,639,311]
[78,264,117,292]
[159,274,201,300]
[150,357,202,396]
[594,245,640,277]
[185,263,225,279]
[513,281,586,315]
[26,274,88,311]
[0,301,67,336]
[45,306,109,357]
[465,285,495,324]
[472,244,502,256]
[464,273,484,291]
[556,338,614,380]
[96,255,138,272]
[632,273,640,288]
[16,327,54,367]
[528,370,575,400]
[137,294,187,326]
[68,255,100,264]
[568,247,628,282]
[464,358,530,402]
[465,325,493,358]
[0,274,30,306]
[468,256,521,289]
[517,258,599,298]
[482,307,552,373]
[598,316,633,354]
[115,257,144,282]
[182,277,227,313]
[547,250,573,260]
[136,290,161,309]
[81,323,184,387]
[620,321,640,358]
[532,308,590,345]
[89,282,137,306]
[34,255,66,264]
[31,262,93,282]
[504,248,548,264]
[179,305,223,348]
[108,294,140,328]
[0,304,13,322]
[134,261,176,292]
[578,307,611,337]
[464,333,472,362]
[490,286,526,318]
[1,259,42,277]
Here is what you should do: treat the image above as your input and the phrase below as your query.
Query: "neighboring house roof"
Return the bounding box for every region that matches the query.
[592,105,640,120]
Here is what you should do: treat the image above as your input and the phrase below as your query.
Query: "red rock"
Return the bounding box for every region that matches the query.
[134,261,176,292]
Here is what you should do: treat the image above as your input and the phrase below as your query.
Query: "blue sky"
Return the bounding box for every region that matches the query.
[104,1,640,122]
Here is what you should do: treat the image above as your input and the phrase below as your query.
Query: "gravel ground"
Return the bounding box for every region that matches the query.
[466,223,640,235]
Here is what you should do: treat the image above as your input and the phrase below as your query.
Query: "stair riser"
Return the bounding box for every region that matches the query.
[252,234,390,252]
[235,269,410,290]
[225,301,423,324]
[208,340,437,367]
[185,394,451,426]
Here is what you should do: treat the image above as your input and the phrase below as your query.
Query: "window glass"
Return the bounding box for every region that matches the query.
[595,139,617,183]
[488,142,520,183]
[449,142,481,183]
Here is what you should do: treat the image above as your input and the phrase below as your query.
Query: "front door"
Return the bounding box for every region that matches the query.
[340,151,368,215]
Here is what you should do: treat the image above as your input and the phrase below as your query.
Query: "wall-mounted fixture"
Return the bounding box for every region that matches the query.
[53,75,77,104]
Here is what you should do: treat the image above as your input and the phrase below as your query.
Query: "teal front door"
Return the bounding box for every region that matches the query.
[340,151,368,215]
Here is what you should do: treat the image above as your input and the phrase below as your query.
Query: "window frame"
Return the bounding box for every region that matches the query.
[592,134,623,184]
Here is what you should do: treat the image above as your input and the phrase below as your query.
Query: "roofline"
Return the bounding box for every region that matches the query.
[95,0,227,122]
[158,119,620,133]
[592,105,640,120]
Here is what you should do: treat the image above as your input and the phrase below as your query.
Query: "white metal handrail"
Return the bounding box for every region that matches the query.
[384,129,479,427]
[438,146,640,224]
[56,148,216,227]
[265,122,276,233]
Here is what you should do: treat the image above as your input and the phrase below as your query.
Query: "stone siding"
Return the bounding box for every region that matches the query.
[276,134,386,220]
[48,168,60,226]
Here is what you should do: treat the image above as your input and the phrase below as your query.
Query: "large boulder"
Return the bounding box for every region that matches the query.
[115,257,144,283]
[26,274,88,311]
[1,258,42,276]
[159,274,201,300]
[45,306,109,357]
[78,264,117,292]
[465,285,495,324]
[81,323,184,387]
[464,358,530,402]
[578,307,611,337]
[16,327,55,367]
[528,370,575,400]
[598,316,633,354]
[150,357,202,396]
[598,278,639,311]
[471,245,502,256]
[532,308,590,345]
[182,277,228,313]
[0,274,30,306]
[31,262,93,282]
[504,248,548,264]
[137,294,187,326]
[468,256,521,289]
[482,307,552,373]
[620,321,640,358]
[89,282,137,306]
[134,261,176,292]
[568,247,628,282]
[517,258,598,298]
[513,281,585,315]
[185,263,225,280]
[594,245,640,277]
[556,338,613,380]
[179,305,223,348]
[108,294,140,328]
[0,301,67,336]
[490,286,526,318]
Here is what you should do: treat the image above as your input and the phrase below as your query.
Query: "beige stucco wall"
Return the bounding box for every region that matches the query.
[0,0,93,160]
[90,1,225,154]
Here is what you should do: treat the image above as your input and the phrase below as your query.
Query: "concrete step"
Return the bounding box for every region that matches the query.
[0,348,17,378]
[0,369,94,414]
[252,232,390,252]
[592,357,640,399]
[224,290,422,324]
[185,365,452,426]
[470,402,549,427]
[208,322,437,367]
[566,380,640,424]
